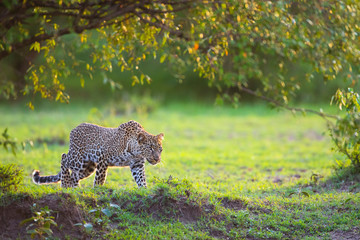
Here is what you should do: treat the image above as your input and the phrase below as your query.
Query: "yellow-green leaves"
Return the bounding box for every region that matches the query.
[131,74,151,86]
[30,42,40,52]
[27,101,34,110]
[160,54,167,63]
[80,78,85,88]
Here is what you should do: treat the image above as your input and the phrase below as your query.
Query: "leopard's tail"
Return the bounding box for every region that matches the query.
[32,170,61,184]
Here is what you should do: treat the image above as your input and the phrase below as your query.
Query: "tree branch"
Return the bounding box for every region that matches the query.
[0,28,71,60]
[239,86,339,120]
[135,11,190,41]
[0,0,194,60]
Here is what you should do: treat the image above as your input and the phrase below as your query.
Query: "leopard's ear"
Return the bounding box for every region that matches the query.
[138,133,146,144]
[157,133,164,141]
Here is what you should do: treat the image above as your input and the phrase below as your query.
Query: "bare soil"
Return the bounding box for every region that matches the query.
[0,193,85,240]
[1,191,358,240]
[330,228,360,240]
[111,192,207,224]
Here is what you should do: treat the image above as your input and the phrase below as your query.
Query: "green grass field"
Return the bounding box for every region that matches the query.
[1,101,359,239]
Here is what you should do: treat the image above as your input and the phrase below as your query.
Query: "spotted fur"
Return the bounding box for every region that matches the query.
[32,120,164,188]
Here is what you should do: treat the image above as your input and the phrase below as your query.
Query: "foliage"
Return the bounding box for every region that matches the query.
[0,128,17,155]
[330,88,360,169]
[74,202,120,235]
[186,1,360,103]
[285,188,310,198]
[0,0,193,103]
[0,128,33,156]
[0,0,359,104]
[0,163,23,192]
[20,205,57,240]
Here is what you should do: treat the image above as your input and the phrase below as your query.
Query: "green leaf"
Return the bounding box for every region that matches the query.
[2,128,9,139]
[101,208,112,217]
[88,209,98,214]
[287,191,296,197]
[301,191,310,197]
[110,203,120,209]
[20,217,35,226]
[43,221,50,229]
[80,78,85,88]
[131,76,140,86]
[41,227,53,235]
[160,54,167,63]
[83,223,93,231]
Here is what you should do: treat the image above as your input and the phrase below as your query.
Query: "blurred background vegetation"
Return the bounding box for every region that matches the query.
[0,47,353,106]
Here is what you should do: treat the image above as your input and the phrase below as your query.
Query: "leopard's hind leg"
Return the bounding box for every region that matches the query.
[62,151,97,187]
[70,161,97,187]
[60,153,73,188]
[79,161,97,180]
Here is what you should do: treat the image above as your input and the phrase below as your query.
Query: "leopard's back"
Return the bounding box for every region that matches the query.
[69,123,116,150]
[69,121,145,154]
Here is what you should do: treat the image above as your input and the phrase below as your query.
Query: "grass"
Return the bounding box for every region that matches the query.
[1,100,359,239]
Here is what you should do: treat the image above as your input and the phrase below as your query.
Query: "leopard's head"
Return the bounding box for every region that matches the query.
[137,132,164,165]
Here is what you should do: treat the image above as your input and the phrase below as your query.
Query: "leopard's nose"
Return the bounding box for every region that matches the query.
[154,153,161,161]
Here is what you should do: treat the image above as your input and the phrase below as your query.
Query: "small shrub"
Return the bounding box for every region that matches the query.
[0,163,24,192]
[330,88,360,170]
[20,205,57,240]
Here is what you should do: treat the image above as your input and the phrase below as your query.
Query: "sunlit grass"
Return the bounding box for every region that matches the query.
[1,101,359,239]
[1,102,337,191]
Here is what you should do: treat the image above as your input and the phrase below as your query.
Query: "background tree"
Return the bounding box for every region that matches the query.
[0,0,359,169]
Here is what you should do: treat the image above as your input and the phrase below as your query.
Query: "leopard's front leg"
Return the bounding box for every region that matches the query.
[130,159,147,188]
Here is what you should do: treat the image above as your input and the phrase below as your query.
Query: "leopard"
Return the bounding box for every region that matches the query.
[32,120,164,188]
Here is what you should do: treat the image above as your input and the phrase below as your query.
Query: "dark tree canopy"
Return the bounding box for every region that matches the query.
[1,0,359,104]
[0,0,196,103]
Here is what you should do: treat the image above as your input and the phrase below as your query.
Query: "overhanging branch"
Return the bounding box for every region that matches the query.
[0,0,195,60]
[239,86,339,120]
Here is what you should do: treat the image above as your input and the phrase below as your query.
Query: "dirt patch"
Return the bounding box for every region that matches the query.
[220,197,247,211]
[219,197,272,215]
[330,228,360,240]
[248,205,272,214]
[209,228,227,239]
[321,168,360,193]
[115,192,205,224]
[0,195,33,239]
[148,195,203,223]
[0,193,84,239]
